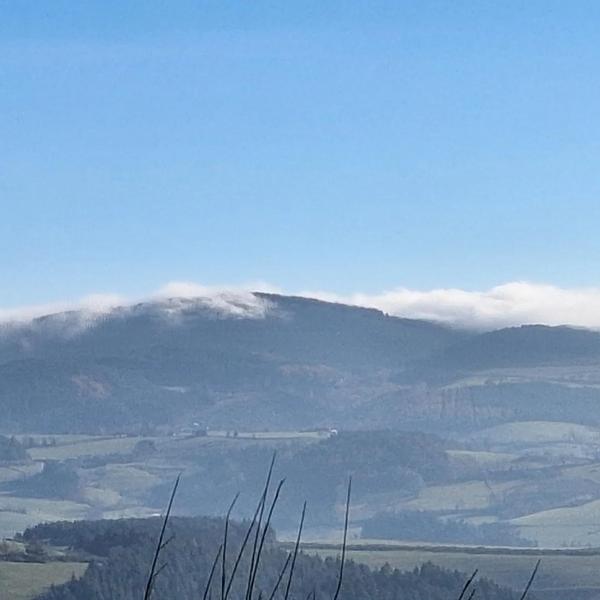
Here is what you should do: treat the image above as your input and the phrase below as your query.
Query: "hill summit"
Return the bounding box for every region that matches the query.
[2,294,600,433]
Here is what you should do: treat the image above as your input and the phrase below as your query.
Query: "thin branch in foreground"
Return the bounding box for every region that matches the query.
[225,464,283,600]
[160,535,176,552]
[283,501,307,600]
[248,478,286,600]
[203,544,223,600]
[221,493,241,600]
[332,477,352,600]
[266,552,291,600]
[467,588,476,600]
[456,569,478,600]
[224,498,266,600]
[143,473,181,600]
[247,453,277,600]
[152,562,168,581]
[518,560,541,600]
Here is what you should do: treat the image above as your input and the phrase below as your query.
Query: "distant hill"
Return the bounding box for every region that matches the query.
[2,294,600,433]
[425,325,600,371]
[0,294,462,369]
[465,421,600,448]
[0,294,464,433]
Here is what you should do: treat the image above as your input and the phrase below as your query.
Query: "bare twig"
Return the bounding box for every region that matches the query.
[203,544,223,600]
[225,486,277,600]
[224,519,257,600]
[518,560,541,600]
[153,563,168,580]
[456,570,478,600]
[159,535,176,553]
[221,493,240,600]
[247,453,277,600]
[248,478,286,600]
[283,501,307,600]
[332,477,352,600]
[143,473,181,600]
[225,518,260,599]
[467,588,476,600]
[266,552,291,600]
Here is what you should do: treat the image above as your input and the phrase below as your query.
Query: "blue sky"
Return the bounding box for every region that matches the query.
[2,1,600,310]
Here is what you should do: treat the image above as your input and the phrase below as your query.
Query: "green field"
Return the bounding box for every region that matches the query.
[0,496,92,539]
[26,436,152,461]
[512,499,600,547]
[399,479,517,512]
[447,450,517,468]
[304,542,600,598]
[19,430,321,462]
[0,464,43,484]
[0,562,88,600]
[466,421,600,448]
[0,430,326,539]
[8,427,600,552]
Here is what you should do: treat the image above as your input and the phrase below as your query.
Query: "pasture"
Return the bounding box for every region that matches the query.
[0,561,88,600]
[304,541,600,599]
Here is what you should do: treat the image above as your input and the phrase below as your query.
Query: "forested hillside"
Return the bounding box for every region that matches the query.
[24,517,518,600]
[0,294,463,433]
[3,294,600,434]
[147,431,451,524]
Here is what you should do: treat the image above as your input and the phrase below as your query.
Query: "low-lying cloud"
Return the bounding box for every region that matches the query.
[0,294,126,325]
[0,282,278,327]
[3,281,600,331]
[154,282,276,319]
[304,282,600,330]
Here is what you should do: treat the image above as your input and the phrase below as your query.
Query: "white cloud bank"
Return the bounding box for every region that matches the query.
[304,282,600,330]
[0,294,126,325]
[0,282,279,326]
[153,281,277,319]
[2,281,600,331]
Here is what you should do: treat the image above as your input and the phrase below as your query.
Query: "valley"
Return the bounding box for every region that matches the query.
[4,297,600,597]
[4,420,600,548]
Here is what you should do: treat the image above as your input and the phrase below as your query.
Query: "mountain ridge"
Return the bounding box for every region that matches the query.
[2,294,600,434]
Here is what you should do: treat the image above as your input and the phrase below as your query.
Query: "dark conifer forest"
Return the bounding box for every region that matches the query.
[24,517,518,600]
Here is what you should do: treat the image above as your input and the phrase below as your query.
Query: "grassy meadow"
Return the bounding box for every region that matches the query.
[0,562,88,600]
[304,542,600,599]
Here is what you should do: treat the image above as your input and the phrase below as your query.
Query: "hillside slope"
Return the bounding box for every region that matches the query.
[3,294,600,433]
[25,517,518,600]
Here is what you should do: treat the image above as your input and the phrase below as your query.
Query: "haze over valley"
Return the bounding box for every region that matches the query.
[4,1,600,598]
[3,295,600,559]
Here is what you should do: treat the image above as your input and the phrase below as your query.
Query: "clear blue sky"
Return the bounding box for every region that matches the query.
[2,1,600,307]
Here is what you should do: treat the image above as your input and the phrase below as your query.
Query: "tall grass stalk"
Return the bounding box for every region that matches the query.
[143,473,181,600]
